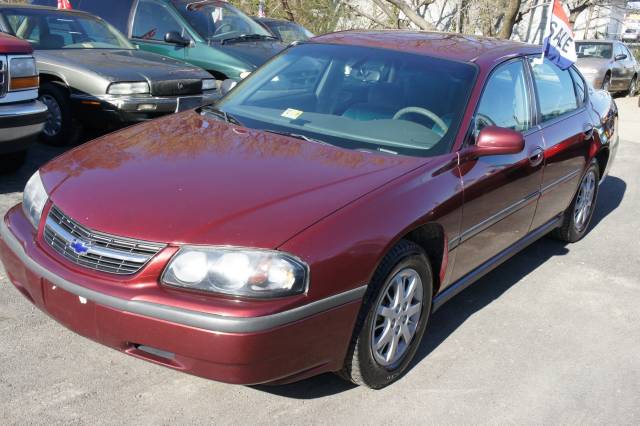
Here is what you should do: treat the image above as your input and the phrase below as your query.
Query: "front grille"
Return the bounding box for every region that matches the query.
[150,79,202,97]
[43,206,165,275]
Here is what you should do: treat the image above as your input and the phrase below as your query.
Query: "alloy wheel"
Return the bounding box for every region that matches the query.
[574,170,597,232]
[602,77,611,92]
[370,267,424,368]
[40,94,63,137]
[629,78,638,97]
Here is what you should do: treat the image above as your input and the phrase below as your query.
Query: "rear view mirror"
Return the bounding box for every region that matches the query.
[165,31,190,46]
[464,126,525,159]
[220,79,238,96]
[615,53,627,61]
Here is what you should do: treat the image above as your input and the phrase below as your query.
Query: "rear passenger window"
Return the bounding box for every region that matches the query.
[569,68,586,106]
[530,58,578,122]
[475,60,531,133]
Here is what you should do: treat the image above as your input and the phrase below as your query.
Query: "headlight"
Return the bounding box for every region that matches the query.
[9,57,38,91]
[107,82,150,95]
[22,171,48,229]
[202,79,216,91]
[162,247,309,298]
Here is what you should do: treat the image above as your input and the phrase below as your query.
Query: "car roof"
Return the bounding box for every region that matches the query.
[312,30,540,64]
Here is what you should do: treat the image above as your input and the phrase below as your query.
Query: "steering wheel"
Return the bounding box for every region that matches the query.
[393,107,449,134]
[214,23,233,35]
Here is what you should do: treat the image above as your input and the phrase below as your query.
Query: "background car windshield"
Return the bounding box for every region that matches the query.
[172,0,271,41]
[576,42,612,59]
[217,43,476,157]
[2,9,133,50]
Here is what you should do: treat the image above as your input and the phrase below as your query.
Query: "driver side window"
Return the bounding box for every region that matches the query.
[475,60,531,135]
[132,0,185,41]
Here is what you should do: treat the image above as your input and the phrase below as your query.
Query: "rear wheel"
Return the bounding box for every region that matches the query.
[627,76,638,97]
[602,74,611,92]
[0,150,27,174]
[338,240,433,389]
[552,160,600,243]
[39,82,79,146]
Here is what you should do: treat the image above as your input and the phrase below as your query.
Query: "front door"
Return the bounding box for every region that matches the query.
[450,58,544,283]
[130,0,188,60]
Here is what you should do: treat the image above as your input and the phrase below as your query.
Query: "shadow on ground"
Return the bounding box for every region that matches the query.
[257,175,626,399]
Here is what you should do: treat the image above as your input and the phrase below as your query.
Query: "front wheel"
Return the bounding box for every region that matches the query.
[39,83,79,146]
[338,240,433,389]
[552,160,600,243]
[602,74,611,92]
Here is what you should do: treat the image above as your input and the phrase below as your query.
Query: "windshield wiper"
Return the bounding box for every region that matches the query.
[220,34,278,45]
[200,105,242,125]
[264,129,331,146]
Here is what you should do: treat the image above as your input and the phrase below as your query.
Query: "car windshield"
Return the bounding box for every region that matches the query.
[2,8,133,50]
[576,42,613,59]
[171,0,272,42]
[216,43,477,157]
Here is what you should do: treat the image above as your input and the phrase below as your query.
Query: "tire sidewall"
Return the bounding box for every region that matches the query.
[567,161,600,241]
[39,83,72,146]
[356,252,433,388]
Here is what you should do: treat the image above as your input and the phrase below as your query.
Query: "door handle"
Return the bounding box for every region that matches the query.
[529,147,544,167]
[583,123,595,139]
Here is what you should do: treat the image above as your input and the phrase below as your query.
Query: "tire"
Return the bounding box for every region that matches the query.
[627,76,638,97]
[602,74,611,92]
[338,240,433,389]
[39,82,79,146]
[0,150,27,174]
[552,160,600,243]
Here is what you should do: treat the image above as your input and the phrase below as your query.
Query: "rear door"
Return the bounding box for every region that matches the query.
[528,58,591,230]
[450,58,545,282]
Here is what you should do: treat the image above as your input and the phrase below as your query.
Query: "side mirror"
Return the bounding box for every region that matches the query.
[464,126,525,159]
[615,53,627,61]
[220,79,238,96]
[164,31,190,46]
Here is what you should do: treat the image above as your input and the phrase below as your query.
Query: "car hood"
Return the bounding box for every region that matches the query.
[40,111,426,248]
[216,40,286,69]
[35,49,210,82]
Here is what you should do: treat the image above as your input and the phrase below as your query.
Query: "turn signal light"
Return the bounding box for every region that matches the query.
[10,75,39,91]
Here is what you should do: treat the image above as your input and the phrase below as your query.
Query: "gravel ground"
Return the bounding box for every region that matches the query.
[0,98,638,425]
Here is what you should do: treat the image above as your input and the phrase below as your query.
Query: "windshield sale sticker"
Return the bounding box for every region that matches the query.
[281,108,304,120]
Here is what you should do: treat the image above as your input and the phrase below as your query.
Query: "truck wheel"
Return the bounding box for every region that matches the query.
[0,150,27,174]
[39,83,79,146]
[552,160,600,243]
[338,240,433,389]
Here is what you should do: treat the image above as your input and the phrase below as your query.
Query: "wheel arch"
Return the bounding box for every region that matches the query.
[398,222,447,296]
[595,147,610,181]
[39,73,70,92]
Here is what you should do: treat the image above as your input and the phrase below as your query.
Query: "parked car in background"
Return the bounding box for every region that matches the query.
[0,32,47,172]
[0,5,217,145]
[576,40,639,96]
[253,17,314,44]
[622,27,640,43]
[32,0,286,81]
[0,32,618,388]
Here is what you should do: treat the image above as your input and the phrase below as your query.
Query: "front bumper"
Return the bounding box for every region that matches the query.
[0,205,363,385]
[70,91,220,126]
[0,100,48,154]
[582,73,604,91]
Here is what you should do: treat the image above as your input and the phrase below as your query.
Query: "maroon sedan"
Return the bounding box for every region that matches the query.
[0,32,618,389]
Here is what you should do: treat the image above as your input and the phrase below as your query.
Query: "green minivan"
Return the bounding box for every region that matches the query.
[34,0,286,80]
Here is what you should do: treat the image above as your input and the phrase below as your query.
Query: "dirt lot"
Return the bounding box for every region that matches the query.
[0,98,638,425]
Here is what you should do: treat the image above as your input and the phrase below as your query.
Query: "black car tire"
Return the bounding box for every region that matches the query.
[39,82,79,146]
[552,160,600,243]
[602,74,611,92]
[338,240,433,389]
[0,150,27,174]
[627,76,638,97]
